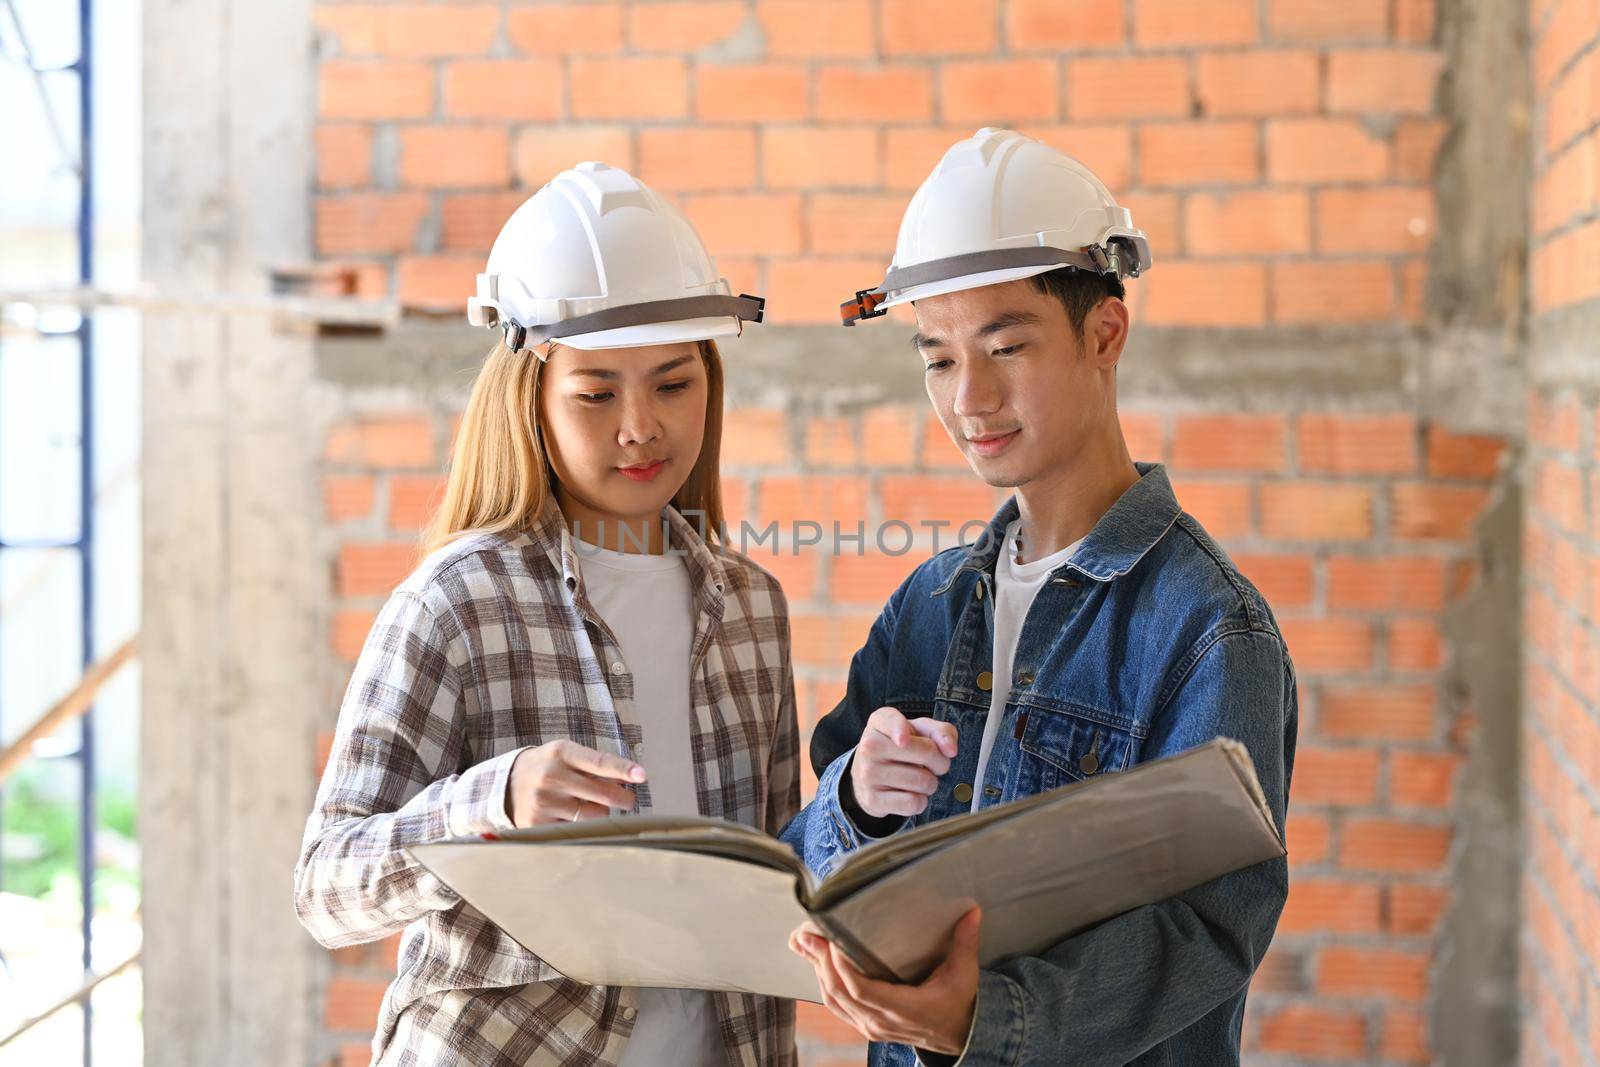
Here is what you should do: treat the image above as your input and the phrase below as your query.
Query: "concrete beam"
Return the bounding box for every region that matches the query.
[317,320,1524,435]
[1530,303,1600,391]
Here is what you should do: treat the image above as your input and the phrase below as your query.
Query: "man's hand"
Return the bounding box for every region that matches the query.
[789,908,982,1055]
[849,707,960,820]
[505,740,646,827]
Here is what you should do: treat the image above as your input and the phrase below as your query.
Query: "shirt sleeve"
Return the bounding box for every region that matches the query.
[293,589,524,948]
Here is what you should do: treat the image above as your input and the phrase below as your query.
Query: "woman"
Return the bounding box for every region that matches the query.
[294,162,799,1067]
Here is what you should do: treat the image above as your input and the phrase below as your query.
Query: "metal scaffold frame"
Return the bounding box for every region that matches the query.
[0,6,392,1056]
[0,1,103,1061]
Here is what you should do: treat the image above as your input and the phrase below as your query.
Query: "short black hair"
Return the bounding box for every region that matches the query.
[1027,266,1126,336]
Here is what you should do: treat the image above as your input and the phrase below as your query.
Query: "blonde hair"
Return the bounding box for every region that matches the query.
[422,339,727,558]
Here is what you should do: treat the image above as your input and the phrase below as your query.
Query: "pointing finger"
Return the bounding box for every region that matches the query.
[909,716,960,759]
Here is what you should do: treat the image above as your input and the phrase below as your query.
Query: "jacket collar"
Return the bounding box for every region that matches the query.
[933,462,1182,594]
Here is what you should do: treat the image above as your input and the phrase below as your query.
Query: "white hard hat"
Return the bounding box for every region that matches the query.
[840,127,1152,325]
[467,161,764,353]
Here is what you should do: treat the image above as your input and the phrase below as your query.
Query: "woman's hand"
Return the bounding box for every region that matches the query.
[506,740,647,827]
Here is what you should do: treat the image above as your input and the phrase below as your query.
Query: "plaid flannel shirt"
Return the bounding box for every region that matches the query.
[294,503,800,1066]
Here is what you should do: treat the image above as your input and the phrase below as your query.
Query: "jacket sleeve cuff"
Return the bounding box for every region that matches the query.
[916,970,1026,1067]
[445,747,525,838]
[818,747,910,852]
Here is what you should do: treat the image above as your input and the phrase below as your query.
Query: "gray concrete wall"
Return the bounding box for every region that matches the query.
[140,0,321,1062]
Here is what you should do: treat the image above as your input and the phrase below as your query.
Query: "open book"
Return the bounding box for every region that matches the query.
[409,738,1283,1004]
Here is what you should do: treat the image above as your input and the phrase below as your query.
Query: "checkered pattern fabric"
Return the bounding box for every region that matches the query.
[295,503,800,1066]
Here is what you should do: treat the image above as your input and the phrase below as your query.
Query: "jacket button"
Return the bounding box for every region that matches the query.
[611,661,626,676]
[1017,671,1034,686]
[621,1006,637,1021]
[975,583,985,600]
[1080,752,1100,775]
[976,671,993,691]
[953,783,974,803]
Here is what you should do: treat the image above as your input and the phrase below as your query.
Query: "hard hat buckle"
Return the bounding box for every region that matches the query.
[840,289,887,326]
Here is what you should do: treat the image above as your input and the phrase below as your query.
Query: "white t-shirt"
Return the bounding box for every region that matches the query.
[972,520,1085,813]
[578,541,723,1066]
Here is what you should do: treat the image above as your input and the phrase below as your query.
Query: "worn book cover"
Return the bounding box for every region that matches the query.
[409,738,1283,1003]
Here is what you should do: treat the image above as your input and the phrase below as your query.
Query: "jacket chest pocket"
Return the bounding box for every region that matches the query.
[1016,706,1136,794]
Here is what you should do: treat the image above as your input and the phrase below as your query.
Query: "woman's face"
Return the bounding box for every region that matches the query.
[537,340,708,546]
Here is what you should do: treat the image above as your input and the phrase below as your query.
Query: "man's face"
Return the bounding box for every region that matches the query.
[913,279,1124,490]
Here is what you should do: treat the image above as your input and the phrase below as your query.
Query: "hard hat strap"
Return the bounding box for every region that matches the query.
[500,293,766,352]
[882,245,1112,293]
[840,244,1140,326]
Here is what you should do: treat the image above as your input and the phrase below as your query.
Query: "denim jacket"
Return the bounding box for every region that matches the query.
[779,463,1297,1067]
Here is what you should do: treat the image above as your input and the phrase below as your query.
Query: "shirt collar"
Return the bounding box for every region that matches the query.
[933,462,1182,594]
[532,497,727,621]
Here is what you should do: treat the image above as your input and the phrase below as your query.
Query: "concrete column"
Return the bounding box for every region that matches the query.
[140,0,319,1062]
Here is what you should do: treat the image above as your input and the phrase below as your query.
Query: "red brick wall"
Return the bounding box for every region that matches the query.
[1522,394,1600,1067]
[304,3,1520,1065]
[312,0,1443,327]
[1531,0,1600,312]
[318,402,1503,1065]
[1523,0,1600,1063]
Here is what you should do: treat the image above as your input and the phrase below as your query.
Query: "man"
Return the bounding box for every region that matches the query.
[778,127,1298,1066]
